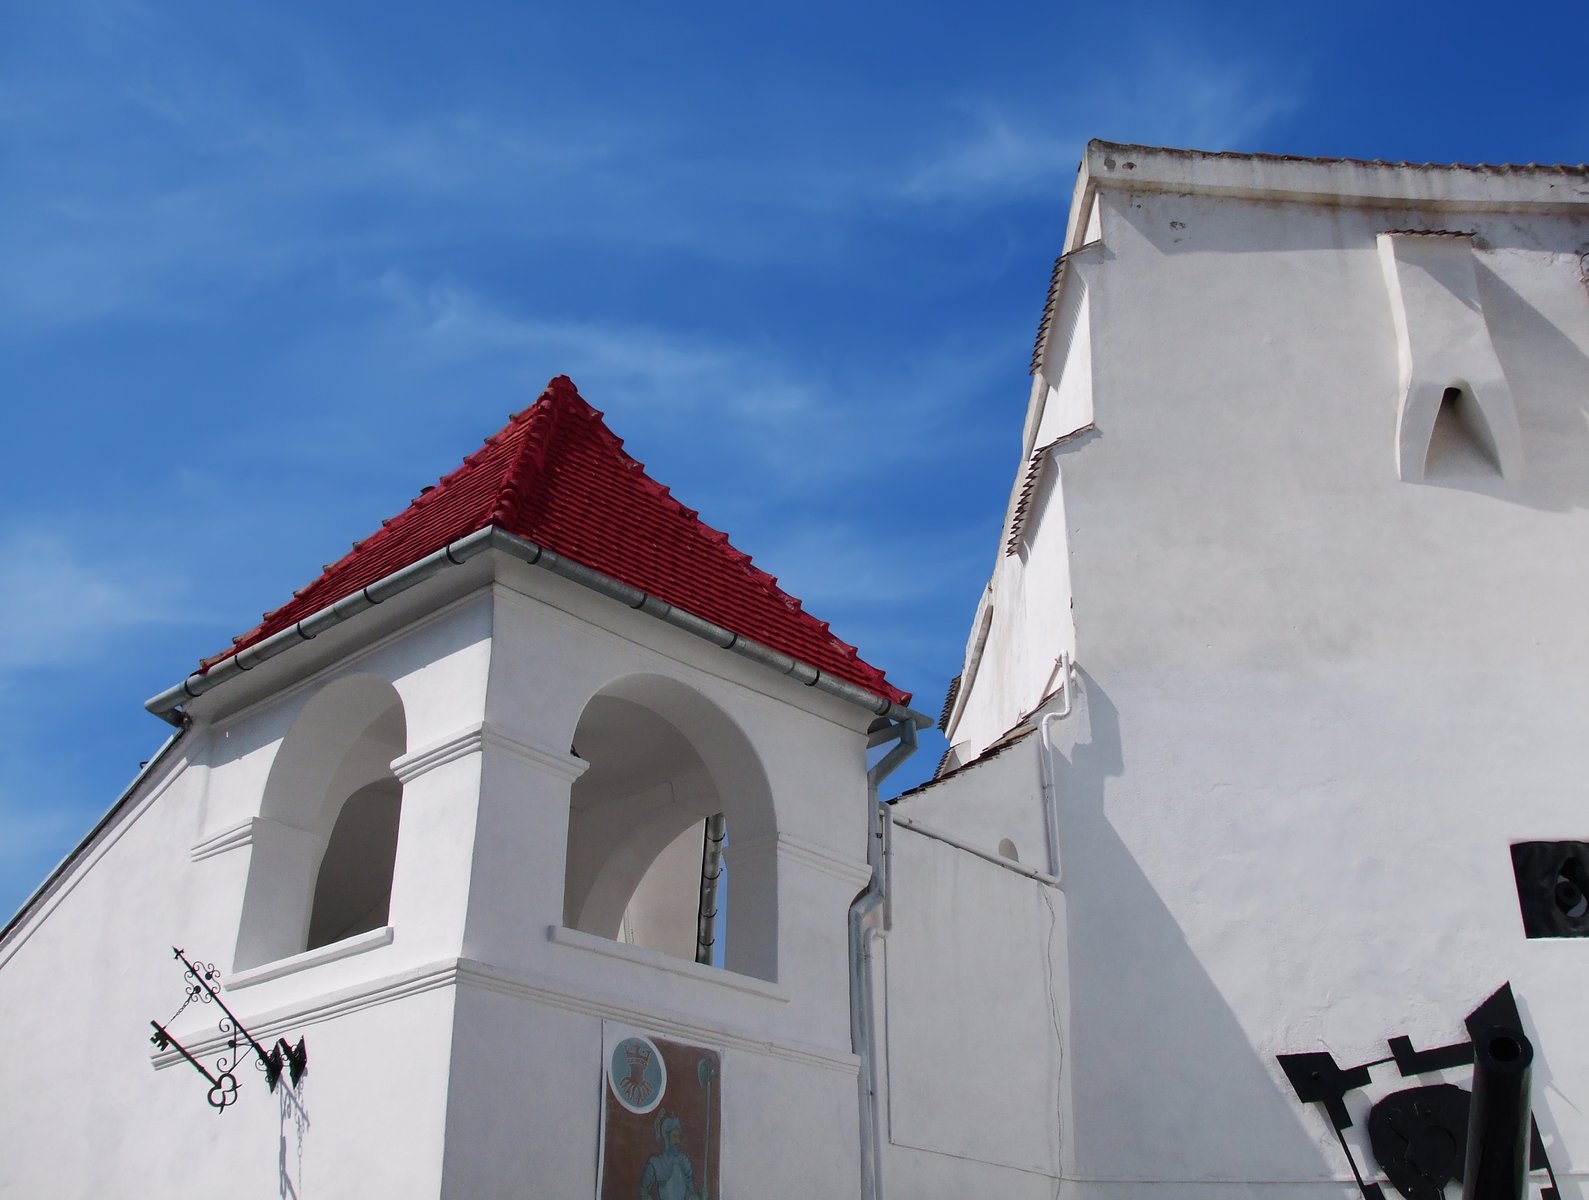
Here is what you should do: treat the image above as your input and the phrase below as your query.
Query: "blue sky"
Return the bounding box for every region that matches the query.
[3,0,1586,920]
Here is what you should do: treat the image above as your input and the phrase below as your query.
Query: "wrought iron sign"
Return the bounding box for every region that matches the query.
[148,947,307,1112]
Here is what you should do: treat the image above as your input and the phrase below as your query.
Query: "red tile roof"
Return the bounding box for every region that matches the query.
[211,376,908,705]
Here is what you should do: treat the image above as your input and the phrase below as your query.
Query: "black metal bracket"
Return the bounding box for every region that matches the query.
[148,947,307,1113]
[1277,983,1560,1200]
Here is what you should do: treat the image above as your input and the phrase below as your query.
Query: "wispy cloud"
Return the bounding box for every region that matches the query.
[903,110,1078,204]
[1,5,1302,333]
[900,44,1298,206]
[344,271,1017,498]
[0,531,186,672]
[753,523,985,611]
[0,786,82,875]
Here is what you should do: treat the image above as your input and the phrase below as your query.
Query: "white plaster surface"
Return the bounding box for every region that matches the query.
[0,557,877,1198]
[944,148,1589,1196]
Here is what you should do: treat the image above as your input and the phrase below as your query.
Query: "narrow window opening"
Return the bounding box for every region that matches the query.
[560,680,776,981]
[306,778,402,951]
[563,692,750,972]
[235,677,407,972]
[1510,841,1589,938]
[1424,386,1502,478]
[610,818,717,962]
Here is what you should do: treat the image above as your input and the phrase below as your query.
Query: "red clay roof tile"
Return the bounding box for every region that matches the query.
[209,376,908,705]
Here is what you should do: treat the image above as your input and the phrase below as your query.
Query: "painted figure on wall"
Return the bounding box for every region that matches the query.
[599,1026,720,1200]
[639,1112,698,1200]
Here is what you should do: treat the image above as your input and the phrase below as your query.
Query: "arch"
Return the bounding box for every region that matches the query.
[561,673,777,981]
[1398,378,1521,483]
[305,778,402,949]
[234,674,407,970]
[1422,384,1502,478]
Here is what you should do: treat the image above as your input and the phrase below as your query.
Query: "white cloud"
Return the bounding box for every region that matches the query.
[0,5,1305,332]
[0,787,81,873]
[900,46,1297,206]
[0,531,185,671]
[903,111,1078,204]
[339,271,1021,510]
[752,523,983,610]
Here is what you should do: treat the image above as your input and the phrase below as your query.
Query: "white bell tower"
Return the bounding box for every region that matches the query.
[0,376,928,1199]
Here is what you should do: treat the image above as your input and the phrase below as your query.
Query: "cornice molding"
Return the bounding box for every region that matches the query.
[189,814,321,863]
[189,818,255,862]
[392,721,588,785]
[454,957,853,1076]
[152,954,856,1079]
[226,926,394,989]
[545,924,788,1002]
[729,831,872,890]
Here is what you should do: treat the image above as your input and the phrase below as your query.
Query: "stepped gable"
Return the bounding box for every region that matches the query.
[209,376,908,705]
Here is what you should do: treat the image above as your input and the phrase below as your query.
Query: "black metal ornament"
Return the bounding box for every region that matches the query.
[147,947,307,1113]
[1277,983,1560,1200]
[1367,1084,1469,1200]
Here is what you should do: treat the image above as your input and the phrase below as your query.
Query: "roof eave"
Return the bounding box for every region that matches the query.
[147,526,927,730]
[1081,139,1589,214]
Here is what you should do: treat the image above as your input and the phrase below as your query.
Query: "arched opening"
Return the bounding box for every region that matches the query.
[561,675,777,980]
[306,777,402,950]
[234,675,407,970]
[1424,385,1502,478]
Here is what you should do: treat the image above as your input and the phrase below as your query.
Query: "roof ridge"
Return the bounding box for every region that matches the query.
[489,375,585,529]
[204,375,909,704]
[532,396,865,652]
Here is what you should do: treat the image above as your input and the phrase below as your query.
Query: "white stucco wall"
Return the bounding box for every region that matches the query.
[0,552,881,1198]
[880,745,1070,1197]
[882,825,1065,1196]
[944,148,1589,1196]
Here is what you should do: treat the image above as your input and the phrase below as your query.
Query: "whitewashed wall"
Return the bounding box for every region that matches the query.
[0,553,880,1198]
[944,148,1589,1197]
[883,745,1070,1197]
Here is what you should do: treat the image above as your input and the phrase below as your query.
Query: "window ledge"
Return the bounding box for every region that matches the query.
[547,925,788,1002]
[228,926,395,989]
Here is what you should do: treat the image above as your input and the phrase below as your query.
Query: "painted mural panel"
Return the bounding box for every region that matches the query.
[598,1024,721,1200]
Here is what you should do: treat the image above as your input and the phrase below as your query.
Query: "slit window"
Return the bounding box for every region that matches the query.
[1510,841,1589,938]
[1424,386,1502,477]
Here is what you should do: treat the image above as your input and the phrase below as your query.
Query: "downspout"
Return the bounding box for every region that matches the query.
[1037,652,1074,884]
[851,717,918,1200]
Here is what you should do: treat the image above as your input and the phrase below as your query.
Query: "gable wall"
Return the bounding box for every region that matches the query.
[1040,185,1589,1191]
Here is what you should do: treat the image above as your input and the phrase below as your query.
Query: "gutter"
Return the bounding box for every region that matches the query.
[1,721,189,946]
[146,526,932,731]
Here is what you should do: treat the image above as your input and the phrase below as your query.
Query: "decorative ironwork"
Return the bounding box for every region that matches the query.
[1276,983,1560,1200]
[148,947,308,1113]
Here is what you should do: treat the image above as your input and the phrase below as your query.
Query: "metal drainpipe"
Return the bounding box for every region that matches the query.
[1037,652,1073,884]
[694,813,727,965]
[851,717,917,1200]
